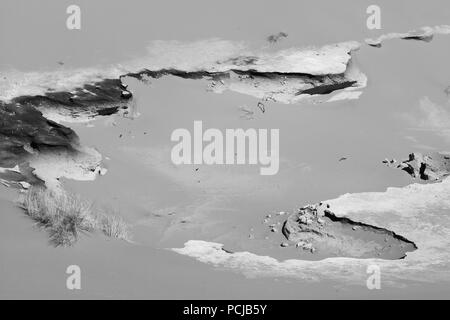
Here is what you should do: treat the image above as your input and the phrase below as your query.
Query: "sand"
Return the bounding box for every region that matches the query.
[2,0,450,299]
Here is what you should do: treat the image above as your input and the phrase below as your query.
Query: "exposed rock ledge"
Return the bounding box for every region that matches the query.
[281,203,416,259]
[173,176,450,285]
[384,152,450,181]
[365,25,450,47]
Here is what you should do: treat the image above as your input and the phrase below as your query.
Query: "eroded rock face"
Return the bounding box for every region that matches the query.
[389,152,450,181]
[11,78,133,123]
[281,203,416,259]
[123,41,366,104]
[127,67,365,104]
[0,75,134,188]
[0,102,76,166]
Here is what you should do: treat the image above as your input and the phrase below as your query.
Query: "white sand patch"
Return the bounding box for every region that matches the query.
[29,147,106,190]
[132,39,360,75]
[326,90,363,102]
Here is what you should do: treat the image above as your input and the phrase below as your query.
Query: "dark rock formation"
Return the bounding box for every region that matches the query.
[393,152,450,181]
[297,80,357,95]
[401,33,434,42]
[126,68,360,99]
[0,102,77,166]
[267,32,288,44]
[0,76,135,188]
[10,78,132,120]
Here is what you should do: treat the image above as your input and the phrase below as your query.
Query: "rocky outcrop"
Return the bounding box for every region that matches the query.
[266,32,288,44]
[10,78,133,123]
[0,74,135,188]
[390,152,450,181]
[281,203,416,259]
[122,40,366,104]
[0,102,77,166]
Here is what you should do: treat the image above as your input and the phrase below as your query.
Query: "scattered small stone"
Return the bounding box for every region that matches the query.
[270,227,278,233]
[295,241,307,248]
[257,102,265,113]
[121,90,132,99]
[317,218,325,225]
[280,242,289,247]
[352,226,358,231]
[266,32,288,44]
[19,181,31,189]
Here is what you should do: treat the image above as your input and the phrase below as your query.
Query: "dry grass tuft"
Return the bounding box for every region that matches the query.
[19,186,130,246]
[97,210,130,241]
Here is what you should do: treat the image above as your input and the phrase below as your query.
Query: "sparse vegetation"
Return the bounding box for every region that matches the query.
[19,186,130,246]
[97,210,130,241]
